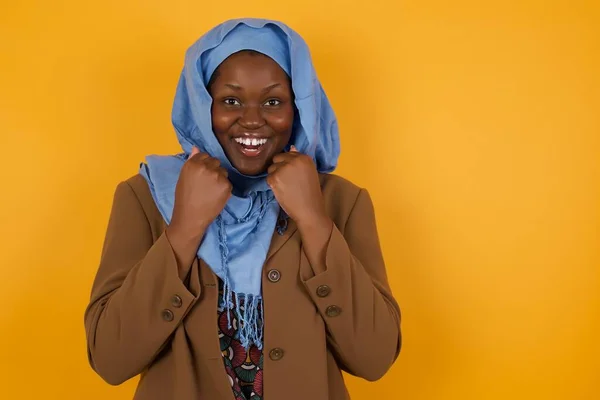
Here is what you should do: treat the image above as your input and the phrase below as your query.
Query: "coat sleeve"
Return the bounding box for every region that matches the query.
[84,181,201,385]
[299,188,401,381]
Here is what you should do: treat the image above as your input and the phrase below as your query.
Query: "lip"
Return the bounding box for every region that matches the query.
[231,134,271,158]
[231,132,272,139]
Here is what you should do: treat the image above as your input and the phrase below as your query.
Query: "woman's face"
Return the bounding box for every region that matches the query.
[209,51,294,176]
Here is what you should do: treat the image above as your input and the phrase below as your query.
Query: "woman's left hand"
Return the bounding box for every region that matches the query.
[267,146,328,226]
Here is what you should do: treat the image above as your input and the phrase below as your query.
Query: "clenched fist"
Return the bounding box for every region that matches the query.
[267,146,328,226]
[167,147,232,274]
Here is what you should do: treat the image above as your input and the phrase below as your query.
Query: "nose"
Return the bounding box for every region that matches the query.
[238,105,265,130]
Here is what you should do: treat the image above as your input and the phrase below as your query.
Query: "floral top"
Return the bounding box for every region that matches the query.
[218,280,264,400]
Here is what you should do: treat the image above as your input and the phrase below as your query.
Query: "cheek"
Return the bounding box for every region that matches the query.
[266,108,295,134]
[211,109,236,134]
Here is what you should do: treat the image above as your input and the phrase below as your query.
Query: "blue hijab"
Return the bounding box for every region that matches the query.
[139,18,340,349]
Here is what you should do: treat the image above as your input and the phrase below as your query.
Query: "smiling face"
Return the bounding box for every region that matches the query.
[208,50,295,176]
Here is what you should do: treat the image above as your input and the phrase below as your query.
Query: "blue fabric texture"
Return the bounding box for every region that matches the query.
[139,18,340,349]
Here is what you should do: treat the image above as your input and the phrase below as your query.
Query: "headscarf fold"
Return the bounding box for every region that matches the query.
[139,18,340,349]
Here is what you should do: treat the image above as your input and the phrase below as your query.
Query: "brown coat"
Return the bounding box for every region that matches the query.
[84,173,401,400]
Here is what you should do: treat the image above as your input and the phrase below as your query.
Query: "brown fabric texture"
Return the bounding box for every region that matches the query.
[84,173,401,400]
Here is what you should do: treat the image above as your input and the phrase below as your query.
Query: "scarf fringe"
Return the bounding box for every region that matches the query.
[217,207,268,351]
[221,274,264,350]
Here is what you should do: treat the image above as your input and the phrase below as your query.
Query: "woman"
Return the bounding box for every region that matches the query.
[84,18,401,400]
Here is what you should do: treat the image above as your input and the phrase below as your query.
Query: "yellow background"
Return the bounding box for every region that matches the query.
[1,1,598,399]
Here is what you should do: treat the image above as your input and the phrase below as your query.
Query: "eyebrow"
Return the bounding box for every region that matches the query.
[224,83,242,91]
[223,83,282,93]
[261,83,282,93]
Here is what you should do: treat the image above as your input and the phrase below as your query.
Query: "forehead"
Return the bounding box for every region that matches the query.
[212,51,289,84]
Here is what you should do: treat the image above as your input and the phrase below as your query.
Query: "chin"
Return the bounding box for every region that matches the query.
[232,160,268,177]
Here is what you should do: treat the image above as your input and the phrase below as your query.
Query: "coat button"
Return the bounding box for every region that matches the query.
[267,269,281,283]
[269,348,284,361]
[161,309,174,322]
[325,305,341,317]
[171,295,183,308]
[316,285,331,297]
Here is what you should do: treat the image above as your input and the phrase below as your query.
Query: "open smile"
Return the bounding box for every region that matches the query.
[232,135,270,157]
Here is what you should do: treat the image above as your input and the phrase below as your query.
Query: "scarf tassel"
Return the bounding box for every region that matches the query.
[221,273,264,350]
[217,210,266,351]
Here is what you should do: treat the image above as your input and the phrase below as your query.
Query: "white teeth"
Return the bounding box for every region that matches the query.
[234,137,268,146]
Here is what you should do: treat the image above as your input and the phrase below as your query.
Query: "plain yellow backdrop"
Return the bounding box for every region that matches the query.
[1,1,598,399]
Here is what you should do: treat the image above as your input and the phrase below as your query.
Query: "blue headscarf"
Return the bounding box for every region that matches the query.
[139,18,340,349]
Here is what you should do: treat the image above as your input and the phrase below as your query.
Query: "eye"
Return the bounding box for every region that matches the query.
[264,99,281,107]
[223,98,241,106]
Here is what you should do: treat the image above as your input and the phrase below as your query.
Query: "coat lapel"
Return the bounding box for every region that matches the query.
[266,217,298,261]
[266,175,327,261]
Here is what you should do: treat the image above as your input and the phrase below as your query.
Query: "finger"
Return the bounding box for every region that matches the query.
[268,159,289,174]
[218,167,229,178]
[290,145,298,153]
[272,152,295,164]
[267,163,280,175]
[189,149,210,162]
[204,157,221,169]
[220,175,233,191]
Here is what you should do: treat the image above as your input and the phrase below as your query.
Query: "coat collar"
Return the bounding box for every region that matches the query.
[266,214,298,261]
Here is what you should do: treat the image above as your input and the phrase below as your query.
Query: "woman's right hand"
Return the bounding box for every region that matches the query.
[166,147,232,273]
[170,146,232,236]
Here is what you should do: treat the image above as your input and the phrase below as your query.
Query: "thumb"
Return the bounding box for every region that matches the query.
[190,146,200,157]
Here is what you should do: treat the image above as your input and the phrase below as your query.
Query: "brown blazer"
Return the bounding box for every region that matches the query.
[84,173,401,400]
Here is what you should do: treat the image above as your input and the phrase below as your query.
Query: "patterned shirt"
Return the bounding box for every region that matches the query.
[218,280,264,400]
